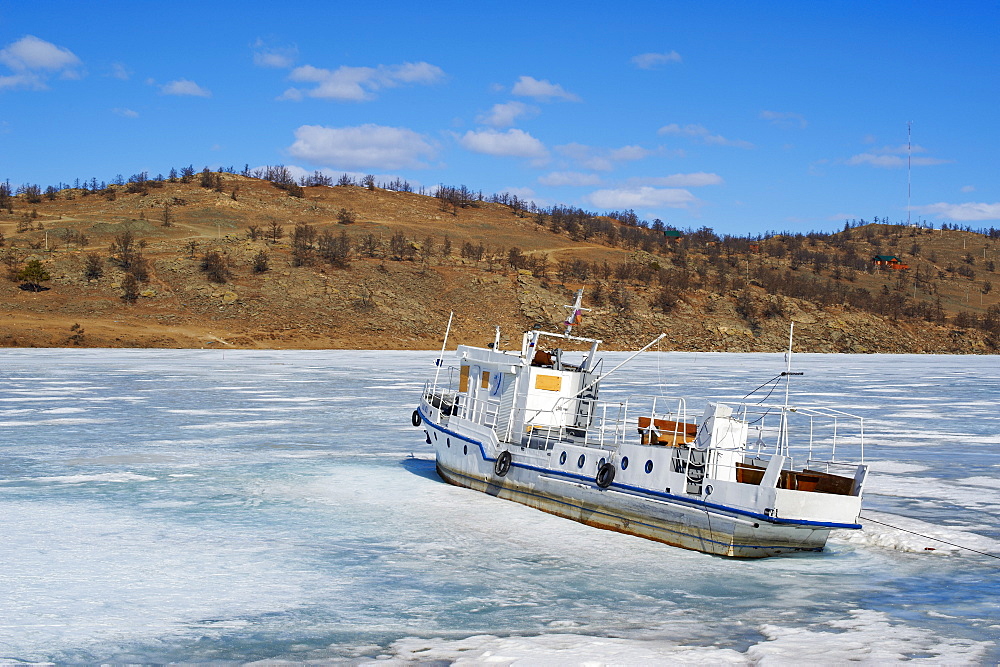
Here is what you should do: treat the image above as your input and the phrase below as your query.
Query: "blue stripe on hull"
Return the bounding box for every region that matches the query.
[434,460,828,559]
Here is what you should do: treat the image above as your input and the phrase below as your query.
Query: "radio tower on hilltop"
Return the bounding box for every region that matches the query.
[907,120,912,227]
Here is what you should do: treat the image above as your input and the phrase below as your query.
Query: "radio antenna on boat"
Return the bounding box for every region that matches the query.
[563,288,589,335]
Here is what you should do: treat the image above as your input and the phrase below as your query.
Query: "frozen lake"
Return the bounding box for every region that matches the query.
[1,349,998,663]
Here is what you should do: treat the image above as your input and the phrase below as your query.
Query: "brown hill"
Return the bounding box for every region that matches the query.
[1,173,997,353]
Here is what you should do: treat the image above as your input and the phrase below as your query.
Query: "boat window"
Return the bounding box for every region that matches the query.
[645,460,654,474]
[559,451,567,465]
[621,456,629,470]
[599,458,606,468]
[446,438,450,448]
[463,445,468,455]
[481,371,490,389]
[577,454,585,468]
[459,365,470,392]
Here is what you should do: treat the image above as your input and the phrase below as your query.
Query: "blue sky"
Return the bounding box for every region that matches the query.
[1,1,998,235]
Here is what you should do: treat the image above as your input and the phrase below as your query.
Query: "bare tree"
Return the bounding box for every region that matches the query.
[200,251,230,283]
[83,253,104,281]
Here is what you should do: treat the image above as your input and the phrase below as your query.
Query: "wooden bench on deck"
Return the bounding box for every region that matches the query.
[637,416,698,446]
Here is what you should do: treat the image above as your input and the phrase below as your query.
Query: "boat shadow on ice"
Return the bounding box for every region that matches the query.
[399,455,439,482]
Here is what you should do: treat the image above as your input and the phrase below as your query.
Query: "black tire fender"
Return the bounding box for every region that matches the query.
[494,450,512,477]
[411,409,422,427]
[596,462,616,488]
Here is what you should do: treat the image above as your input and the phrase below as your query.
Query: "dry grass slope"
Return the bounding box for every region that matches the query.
[1,173,997,352]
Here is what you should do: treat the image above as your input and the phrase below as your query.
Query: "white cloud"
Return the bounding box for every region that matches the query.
[586,186,698,210]
[629,172,723,187]
[113,107,139,118]
[252,40,297,68]
[459,128,548,160]
[759,110,807,128]
[658,123,754,149]
[390,62,444,84]
[609,145,652,161]
[0,35,81,90]
[287,123,436,170]
[160,79,211,97]
[0,73,43,91]
[631,51,682,69]
[913,202,1000,221]
[110,63,131,80]
[511,75,580,102]
[538,171,603,187]
[846,152,949,168]
[845,142,952,167]
[282,61,444,101]
[554,142,654,171]
[476,101,535,127]
[961,185,976,193]
[0,35,80,71]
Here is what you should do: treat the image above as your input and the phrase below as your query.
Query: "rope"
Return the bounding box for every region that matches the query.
[859,514,1000,560]
[743,374,783,402]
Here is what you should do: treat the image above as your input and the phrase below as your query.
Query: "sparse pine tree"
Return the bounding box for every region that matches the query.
[252,249,269,273]
[17,258,50,291]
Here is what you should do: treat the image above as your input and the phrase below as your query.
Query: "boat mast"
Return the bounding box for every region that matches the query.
[432,311,454,389]
[783,321,794,410]
[779,322,802,456]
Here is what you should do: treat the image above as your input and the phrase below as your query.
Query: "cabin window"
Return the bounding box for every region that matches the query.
[481,371,490,389]
[645,460,654,474]
[559,451,567,465]
[535,374,562,391]
[446,438,450,448]
[621,456,629,470]
[463,445,468,455]
[459,365,470,392]
[577,454,586,468]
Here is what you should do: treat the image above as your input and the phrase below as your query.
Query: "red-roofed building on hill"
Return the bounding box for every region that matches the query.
[872,255,910,270]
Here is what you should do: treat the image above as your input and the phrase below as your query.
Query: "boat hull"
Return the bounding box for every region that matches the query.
[431,441,834,559]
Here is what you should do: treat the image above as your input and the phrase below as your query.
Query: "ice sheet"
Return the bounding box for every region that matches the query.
[0,349,997,663]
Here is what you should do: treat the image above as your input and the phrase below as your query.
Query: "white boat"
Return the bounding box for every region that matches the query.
[412,291,869,558]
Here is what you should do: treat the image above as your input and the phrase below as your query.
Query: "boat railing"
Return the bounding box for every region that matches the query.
[624,395,694,446]
[515,398,629,451]
[443,389,503,429]
[733,402,865,466]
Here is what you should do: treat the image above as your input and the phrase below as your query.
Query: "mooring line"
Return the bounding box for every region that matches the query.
[859,514,1000,560]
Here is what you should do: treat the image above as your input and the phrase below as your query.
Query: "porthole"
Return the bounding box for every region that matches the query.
[621,456,629,470]
[433,432,438,441]
[645,460,654,474]
[463,444,468,455]
[559,451,567,465]
[577,454,586,469]
[599,457,606,468]
[446,438,451,448]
